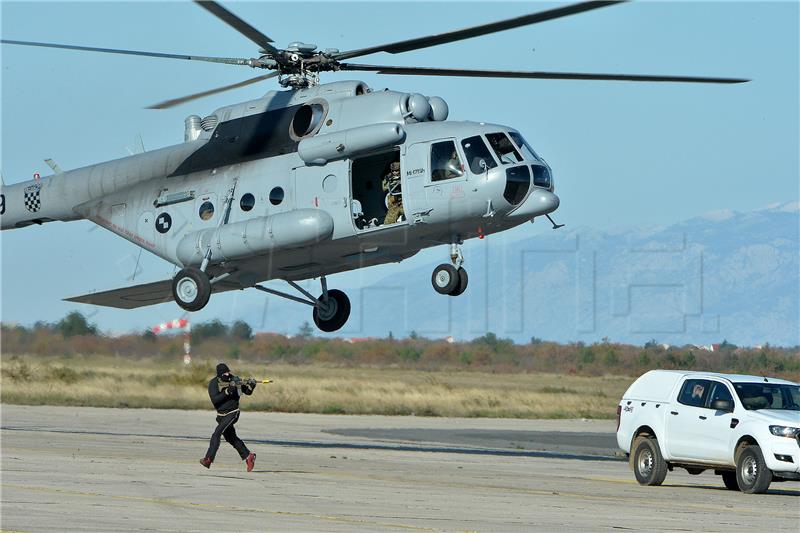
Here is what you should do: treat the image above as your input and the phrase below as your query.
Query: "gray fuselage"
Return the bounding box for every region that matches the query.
[0,80,559,289]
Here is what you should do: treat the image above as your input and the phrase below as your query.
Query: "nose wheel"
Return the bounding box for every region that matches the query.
[432,241,469,296]
[172,267,211,312]
[431,264,469,296]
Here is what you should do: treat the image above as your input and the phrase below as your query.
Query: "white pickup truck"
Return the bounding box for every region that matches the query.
[616,370,799,493]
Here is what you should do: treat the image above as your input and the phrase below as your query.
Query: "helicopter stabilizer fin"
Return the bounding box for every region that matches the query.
[65,276,240,309]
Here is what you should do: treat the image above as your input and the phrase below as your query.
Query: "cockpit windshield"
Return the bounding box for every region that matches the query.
[461,136,498,174]
[508,131,540,161]
[486,132,522,165]
[733,383,800,410]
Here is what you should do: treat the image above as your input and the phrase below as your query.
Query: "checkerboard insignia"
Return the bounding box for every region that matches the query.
[24,184,41,213]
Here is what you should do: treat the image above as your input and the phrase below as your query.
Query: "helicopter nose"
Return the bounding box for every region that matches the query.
[506,188,560,220]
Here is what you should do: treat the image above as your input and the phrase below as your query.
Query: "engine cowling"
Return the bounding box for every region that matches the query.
[298,123,406,166]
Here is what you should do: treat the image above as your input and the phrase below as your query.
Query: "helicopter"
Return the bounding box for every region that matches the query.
[0,1,747,332]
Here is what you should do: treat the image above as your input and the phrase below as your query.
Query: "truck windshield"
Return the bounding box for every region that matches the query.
[733,383,800,410]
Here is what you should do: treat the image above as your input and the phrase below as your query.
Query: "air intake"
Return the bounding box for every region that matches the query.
[200,114,219,132]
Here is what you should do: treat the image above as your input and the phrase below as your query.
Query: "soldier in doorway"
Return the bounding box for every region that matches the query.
[382,161,403,225]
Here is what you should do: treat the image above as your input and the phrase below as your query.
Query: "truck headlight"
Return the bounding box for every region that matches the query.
[769,425,800,438]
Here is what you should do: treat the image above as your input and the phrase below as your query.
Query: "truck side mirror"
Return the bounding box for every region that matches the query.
[711,399,734,412]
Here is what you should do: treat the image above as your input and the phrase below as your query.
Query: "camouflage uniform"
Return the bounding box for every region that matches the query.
[382,162,404,225]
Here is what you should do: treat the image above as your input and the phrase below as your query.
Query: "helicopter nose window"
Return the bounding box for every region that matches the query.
[486,132,522,164]
[532,165,552,189]
[198,201,215,221]
[430,141,464,181]
[504,166,531,205]
[269,187,285,206]
[461,136,498,174]
[240,193,255,212]
[508,131,540,161]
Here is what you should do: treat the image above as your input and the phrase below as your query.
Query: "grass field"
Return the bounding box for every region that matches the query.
[0,354,634,418]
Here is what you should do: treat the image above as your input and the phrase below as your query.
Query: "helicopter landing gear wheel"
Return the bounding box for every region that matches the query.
[432,264,459,295]
[172,267,211,312]
[449,267,468,296]
[313,289,351,332]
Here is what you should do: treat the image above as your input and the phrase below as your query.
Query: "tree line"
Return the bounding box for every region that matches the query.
[2,312,798,379]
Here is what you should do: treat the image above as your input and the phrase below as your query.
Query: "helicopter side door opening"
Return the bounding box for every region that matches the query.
[351,149,404,230]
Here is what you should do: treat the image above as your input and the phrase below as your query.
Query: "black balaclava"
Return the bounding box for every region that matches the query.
[216,363,230,378]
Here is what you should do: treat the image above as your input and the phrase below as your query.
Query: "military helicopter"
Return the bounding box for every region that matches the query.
[0,1,746,332]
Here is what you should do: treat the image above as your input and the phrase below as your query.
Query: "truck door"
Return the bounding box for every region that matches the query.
[701,381,738,463]
[665,378,713,460]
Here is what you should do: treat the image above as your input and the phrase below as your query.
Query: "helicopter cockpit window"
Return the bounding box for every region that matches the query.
[430,141,464,182]
[508,131,540,161]
[461,136,498,174]
[486,132,523,164]
[291,102,326,139]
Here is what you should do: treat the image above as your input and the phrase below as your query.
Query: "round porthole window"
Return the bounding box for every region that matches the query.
[240,193,255,212]
[198,201,215,221]
[269,187,284,206]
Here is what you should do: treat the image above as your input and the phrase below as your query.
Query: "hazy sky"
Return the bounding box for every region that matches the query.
[1,1,798,335]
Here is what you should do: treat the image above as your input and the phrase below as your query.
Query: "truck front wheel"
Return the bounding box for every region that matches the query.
[736,445,772,494]
[631,436,668,486]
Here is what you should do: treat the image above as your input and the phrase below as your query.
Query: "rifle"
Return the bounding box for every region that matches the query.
[218,375,273,393]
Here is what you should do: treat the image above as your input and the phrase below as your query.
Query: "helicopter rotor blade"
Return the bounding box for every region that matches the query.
[334,0,626,61]
[0,39,255,66]
[339,64,749,84]
[146,72,279,110]
[194,1,280,56]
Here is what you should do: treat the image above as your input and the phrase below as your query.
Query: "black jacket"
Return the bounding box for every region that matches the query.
[208,376,254,413]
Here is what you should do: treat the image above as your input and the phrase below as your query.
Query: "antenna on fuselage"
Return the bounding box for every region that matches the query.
[125,134,146,156]
[44,158,64,174]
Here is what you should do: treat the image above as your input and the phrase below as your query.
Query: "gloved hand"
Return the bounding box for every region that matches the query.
[226,383,237,395]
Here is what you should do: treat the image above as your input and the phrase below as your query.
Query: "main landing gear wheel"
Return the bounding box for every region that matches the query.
[313,289,351,332]
[172,267,211,312]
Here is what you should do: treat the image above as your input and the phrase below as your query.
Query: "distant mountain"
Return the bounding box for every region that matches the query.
[244,203,799,347]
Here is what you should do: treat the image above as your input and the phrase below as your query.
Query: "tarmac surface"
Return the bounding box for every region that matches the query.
[1,405,798,532]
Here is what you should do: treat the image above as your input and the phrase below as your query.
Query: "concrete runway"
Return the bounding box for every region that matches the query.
[2,405,798,532]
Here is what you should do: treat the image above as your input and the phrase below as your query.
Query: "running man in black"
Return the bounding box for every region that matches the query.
[200,363,257,471]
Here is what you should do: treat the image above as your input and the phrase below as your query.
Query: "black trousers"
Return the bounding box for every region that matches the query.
[205,411,250,461]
